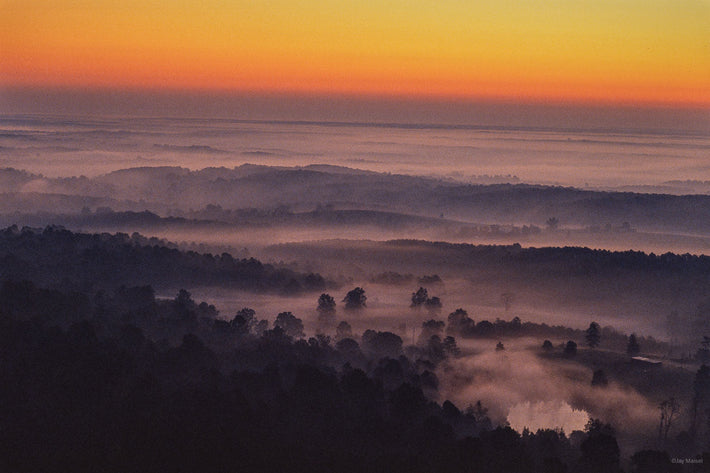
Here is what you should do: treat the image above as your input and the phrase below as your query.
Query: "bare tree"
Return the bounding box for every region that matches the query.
[658,398,680,442]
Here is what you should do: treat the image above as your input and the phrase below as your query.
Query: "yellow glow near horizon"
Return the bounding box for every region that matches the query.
[1,0,709,106]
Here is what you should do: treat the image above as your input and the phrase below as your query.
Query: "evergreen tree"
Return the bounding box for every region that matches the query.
[626,333,641,356]
[585,322,601,348]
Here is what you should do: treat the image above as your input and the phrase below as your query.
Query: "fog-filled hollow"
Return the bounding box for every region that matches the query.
[437,341,657,434]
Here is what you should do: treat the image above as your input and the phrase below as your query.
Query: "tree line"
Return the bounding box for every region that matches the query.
[0,225,327,294]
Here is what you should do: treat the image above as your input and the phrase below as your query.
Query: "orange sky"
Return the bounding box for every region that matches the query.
[1,1,709,106]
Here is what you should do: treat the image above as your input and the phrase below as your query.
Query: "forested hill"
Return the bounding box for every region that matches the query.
[267,238,710,329]
[384,240,710,276]
[5,165,710,233]
[0,225,327,294]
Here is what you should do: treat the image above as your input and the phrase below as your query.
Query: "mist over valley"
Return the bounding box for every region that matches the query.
[1,113,709,472]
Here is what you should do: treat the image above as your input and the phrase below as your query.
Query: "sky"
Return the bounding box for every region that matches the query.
[1,1,709,110]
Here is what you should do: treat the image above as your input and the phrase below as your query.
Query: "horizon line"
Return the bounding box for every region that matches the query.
[3,83,709,112]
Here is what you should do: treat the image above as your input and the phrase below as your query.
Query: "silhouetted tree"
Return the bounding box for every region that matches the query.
[361,330,403,358]
[274,311,304,338]
[170,288,199,328]
[176,288,193,307]
[542,340,554,351]
[425,296,442,313]
[411,287,429,307]
[419,319,445,344]
[317,293,336,315]
[658,397,680,442]
[627,333,641,356]
[423,335,447,363]
[335,337,360,356]
[335,320,352,340]
[316,293,336,327]
[578,420,621,473]
[231,307,256,334]
[442,336,460,357]
[510,316,521,331]
[564,340,577,357]
[585,322,601,348]
[442,400,461,419]
[253,318,269,336]
[466,400,493,431]
[447,308,475,336]
[343,287,366,310]
[477,320,494,336]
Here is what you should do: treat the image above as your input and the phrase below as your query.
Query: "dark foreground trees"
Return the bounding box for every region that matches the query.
[274,311,305,338]
[0,279,637,473]
[577,420,622,473]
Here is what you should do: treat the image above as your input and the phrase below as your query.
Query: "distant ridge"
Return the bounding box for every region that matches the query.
[3,165,710,234]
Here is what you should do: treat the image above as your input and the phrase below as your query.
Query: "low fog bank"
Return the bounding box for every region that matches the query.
[1,113,708,189]
[263,239,710,343]
[4,220,707,346]
[438,343,658,445]
[159,280,680,442]
[183,277,688,453]
[3,222,707,347]
[177,286,686,457]
[6,164,710,240]
[4,205,710,257]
